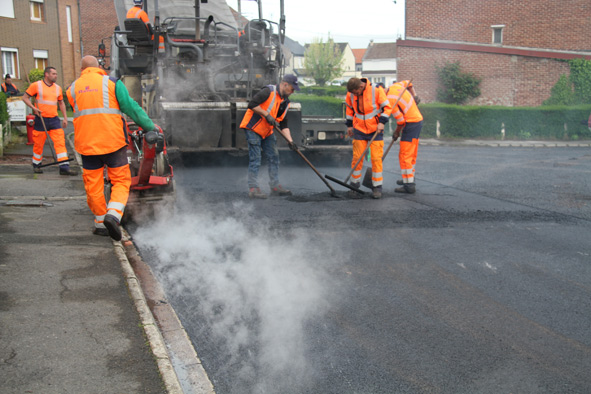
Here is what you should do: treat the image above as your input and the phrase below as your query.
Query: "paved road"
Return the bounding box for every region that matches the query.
[129,145,591,394]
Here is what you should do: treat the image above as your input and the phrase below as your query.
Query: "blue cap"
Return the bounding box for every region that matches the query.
[282,74,300,91]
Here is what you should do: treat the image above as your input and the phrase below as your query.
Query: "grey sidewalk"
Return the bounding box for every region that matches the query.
[0,149,167,393]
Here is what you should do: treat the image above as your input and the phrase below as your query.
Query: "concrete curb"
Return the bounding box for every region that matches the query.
[112,237,185,394]
[117,230,216,394]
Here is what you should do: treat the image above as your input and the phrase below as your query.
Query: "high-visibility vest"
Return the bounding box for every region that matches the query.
[67,67,126,156]
[127,6,149,23]
[240,85,290,138]
[387,81,423,125]
[345,78,391,134]
[26,81,62,118]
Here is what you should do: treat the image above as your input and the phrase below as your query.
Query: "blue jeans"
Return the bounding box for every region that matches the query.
[245,129,280,188]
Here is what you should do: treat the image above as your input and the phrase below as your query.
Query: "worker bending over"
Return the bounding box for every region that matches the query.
[67,55,155,241]
[240,74,299,199]
[345,77,392,199]
[387,80,423,194]
[22,67,76,175]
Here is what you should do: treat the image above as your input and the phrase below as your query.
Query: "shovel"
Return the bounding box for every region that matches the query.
[37,115,72,168]
[361,134,398,189]
[273,124,338,198]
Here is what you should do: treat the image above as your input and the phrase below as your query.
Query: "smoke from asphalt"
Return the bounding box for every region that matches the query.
[133,189,335,393]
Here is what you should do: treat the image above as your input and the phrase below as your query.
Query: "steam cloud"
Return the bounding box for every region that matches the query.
[133,191,333,393]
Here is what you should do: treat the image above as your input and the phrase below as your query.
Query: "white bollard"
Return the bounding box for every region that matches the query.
[501,122,505,140]
[436,120,440,139]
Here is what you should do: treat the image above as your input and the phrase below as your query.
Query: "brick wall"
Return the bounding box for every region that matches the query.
[397,45,571,107]
[406,0,591,51]
[57,0,82,85]
[0,1,63,87]
[79,0,118,67]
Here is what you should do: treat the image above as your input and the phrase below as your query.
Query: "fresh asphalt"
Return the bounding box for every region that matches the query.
[1,134,590,393]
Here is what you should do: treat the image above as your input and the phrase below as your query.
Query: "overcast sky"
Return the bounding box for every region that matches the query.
[230,0,406,49]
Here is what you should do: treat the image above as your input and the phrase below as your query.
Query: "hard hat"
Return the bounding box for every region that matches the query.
[133,0,143,5]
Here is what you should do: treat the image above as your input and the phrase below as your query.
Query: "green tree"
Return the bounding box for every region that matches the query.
[303,35,344,86]
[545,58,591,105]
[436,61,481,105]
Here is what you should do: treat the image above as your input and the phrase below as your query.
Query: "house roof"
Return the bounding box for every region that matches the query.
[283,36,306,56]
[364,42,397,60]
[352,49,366,64]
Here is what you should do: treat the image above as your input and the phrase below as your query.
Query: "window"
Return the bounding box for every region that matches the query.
[492,25,504,45]
[33,50,48,70]
[1,47,19,79]
[66,6,72,42]
[0,0,15,18]
[30,0,44,22]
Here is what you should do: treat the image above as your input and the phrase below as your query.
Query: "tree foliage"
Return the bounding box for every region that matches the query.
[303,36,344,86]
[544,58,591,105]
[436,61,481,105]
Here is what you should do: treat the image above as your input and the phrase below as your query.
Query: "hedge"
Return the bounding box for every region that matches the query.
[419,103,591,140]
[290,96,591,140]
[0,92,8,125]
[290,94,345,118]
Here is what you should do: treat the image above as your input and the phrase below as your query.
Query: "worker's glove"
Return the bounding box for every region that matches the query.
[144,130,159,145]
[288,141,298,151]
[393,131,401,141]
[265,114,278,127]
[414,95,421,105]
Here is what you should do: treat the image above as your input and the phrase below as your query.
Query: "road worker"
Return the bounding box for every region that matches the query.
[1,74,20,97]
[66,55,155,241]
[240,74,299,199]
[386,80,423,194]
[127,0,164,50]
[22,67,76,175]
[345,77,392,199]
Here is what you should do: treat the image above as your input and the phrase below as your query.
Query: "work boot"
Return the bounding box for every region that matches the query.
[372,186,382,199]
[395,183,416,194]
[103,214,122,241]
[347,183,363,199]
[248,187,268,199]
[32,164,43,174]
[396,179,404,185]
[270,184,292,196]
[93,227,109,237]
[59,167,78,176]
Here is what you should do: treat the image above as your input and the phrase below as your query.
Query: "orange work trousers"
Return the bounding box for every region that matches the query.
[32,128,69,165]
[81,148,131,228]
[352,138,384,186]
[398,121,423,184]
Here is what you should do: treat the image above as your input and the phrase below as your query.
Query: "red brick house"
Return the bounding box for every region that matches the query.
[396,0,591,106]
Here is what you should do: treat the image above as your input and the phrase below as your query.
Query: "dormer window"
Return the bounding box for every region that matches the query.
[491,25,505,45]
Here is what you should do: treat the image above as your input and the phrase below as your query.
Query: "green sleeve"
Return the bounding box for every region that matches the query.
[115,80,155,131]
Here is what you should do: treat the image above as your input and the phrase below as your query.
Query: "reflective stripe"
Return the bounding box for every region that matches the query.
[346,114,354,121]
[267,85,277,114]
[74,108,122,118]
[32,157,42,164]
[107,210,123,222]
[379,99,389,110]
[72,76,121,119]
[372,171,383,179]
[351,85,380,120]
[33,152,43,160]
[133,8,142,18]
[37,82,59,106]
[402,168,413,175]
[56,152,68,160]
[107,201,126,212]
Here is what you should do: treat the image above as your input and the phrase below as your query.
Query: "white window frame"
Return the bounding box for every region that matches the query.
[1,47,19,79]
[33,49,48,70]
[30,0,44,22]
[491,24,505,45]
[0,0,15,18]
[66,6,73,42]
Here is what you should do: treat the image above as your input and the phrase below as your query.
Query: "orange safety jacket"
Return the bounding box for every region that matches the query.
[25,80,62,118]
[67,67,126,156]
[387,80,423,126]
[345,78,391,134]
[2,82,18,93]
[240,85,290,139]
[127,6,149,23]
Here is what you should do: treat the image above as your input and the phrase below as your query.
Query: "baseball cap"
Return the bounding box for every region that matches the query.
[282,74,300,91]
